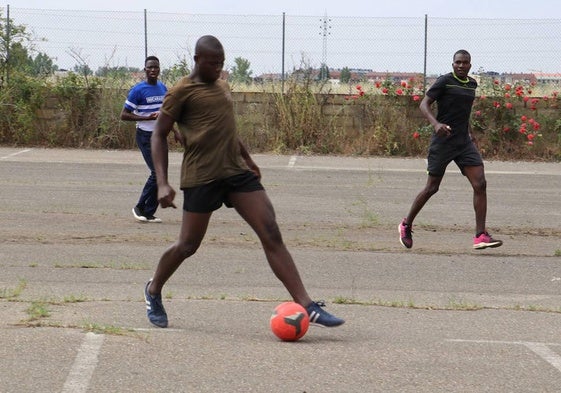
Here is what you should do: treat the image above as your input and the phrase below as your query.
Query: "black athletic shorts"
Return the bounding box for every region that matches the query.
[182,171,264,213]
[427,141,484,177]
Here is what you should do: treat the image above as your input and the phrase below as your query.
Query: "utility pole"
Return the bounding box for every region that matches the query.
[319,12,331,80]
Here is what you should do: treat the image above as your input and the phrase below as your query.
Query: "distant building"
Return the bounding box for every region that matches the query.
[500,73,537,84]
[54,69,69,77]
[256,73,284,82]
[533,72,561,84]
[329,69,423,84]
[254,68,560,89]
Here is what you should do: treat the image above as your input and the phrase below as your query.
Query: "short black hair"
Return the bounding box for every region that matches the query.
[145,56,159,65]
[195,35,224,56]
[453,49,470,60]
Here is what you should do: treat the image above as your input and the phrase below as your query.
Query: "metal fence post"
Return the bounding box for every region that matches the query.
[423,14,428,94]
[144,9,148,60]
[6,4,10,85]
[281,12,285,94]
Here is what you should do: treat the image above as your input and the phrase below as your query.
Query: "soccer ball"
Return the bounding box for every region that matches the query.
[270,302,309,341]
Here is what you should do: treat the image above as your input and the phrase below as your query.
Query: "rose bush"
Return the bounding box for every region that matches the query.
[345,75,561,160]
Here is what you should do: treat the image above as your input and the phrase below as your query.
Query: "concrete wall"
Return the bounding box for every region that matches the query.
[231,92,424,133]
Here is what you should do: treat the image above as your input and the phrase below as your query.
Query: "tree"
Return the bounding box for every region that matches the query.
[95,66,140,78]
[0,10,31,80]
[161,56,191,85]
[0,11,58,81]
[318,63,330,80]
[73,64,93,76]
[230,57,253,84]
[6,41,31,74]
[29,52,58,76]
[340,67,351,83]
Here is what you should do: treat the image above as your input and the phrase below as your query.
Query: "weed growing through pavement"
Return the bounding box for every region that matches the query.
[54,261,150,270]
[80,322,138,337]
[63,294,89,303]
[0,279,27,299]
[25,301,50,321]
[447,298,482,311]
[348,197,380,228]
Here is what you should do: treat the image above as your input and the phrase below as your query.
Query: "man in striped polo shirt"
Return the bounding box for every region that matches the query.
[121,56,181,223]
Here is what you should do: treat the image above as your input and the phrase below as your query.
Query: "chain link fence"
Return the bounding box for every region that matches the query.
[3,6,561,88]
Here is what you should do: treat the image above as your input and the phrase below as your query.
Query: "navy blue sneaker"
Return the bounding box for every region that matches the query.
[144,280,168,328]
[306,301,345,327]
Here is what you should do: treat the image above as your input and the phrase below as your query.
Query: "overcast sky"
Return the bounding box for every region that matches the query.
[7,0,561,18]
[5,1,561,75]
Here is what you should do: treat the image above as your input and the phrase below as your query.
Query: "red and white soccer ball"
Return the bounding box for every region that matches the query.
[270,301,309,341]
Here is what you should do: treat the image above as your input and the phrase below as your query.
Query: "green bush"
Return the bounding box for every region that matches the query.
[52,72,135,148]
[0,72,50,145]
[0,71,137,148]
[269,76,341,154]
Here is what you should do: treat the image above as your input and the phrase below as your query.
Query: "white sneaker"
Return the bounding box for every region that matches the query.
[146,215,162,223]
[132,207,147,222]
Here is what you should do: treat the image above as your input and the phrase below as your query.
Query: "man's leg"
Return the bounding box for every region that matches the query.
[135,129,159,217]
[144,210,211,327]
[149,210,212,294]
[229,190,311,305]
[405,174,444,226]
[399,174,443,248]
[463,165,502,249]
[230,189,344,327]
[400,142,450,248]
[463,165,487,235]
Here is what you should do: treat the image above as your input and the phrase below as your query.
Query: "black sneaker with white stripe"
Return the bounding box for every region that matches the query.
[144,280,168,328]
[306,301,345,327]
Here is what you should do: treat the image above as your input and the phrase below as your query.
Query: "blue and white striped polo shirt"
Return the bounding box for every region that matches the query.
[123,80,167,132]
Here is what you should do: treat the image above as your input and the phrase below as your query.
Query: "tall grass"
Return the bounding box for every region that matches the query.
[254,74,428,156]
[269,76,342,154]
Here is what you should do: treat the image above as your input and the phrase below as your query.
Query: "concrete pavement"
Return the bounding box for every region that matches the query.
[1,147,560,392]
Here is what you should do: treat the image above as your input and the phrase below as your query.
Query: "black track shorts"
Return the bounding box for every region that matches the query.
[427,141,483,177]
[182,171,264,213]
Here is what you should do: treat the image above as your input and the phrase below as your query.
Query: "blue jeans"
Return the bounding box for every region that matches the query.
[135,128,158,217]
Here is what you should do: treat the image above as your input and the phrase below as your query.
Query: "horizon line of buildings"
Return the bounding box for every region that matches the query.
[256,69,561,85]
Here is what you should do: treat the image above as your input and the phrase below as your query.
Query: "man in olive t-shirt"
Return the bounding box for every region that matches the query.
[161,77,248,188]
[142,35,345,330]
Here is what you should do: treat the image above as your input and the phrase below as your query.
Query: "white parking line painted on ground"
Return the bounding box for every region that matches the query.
[61,332,104,393]
[263,164,561,176]
[267,164,430,173]
[447,339,561,373]
[447,338,561,347]
[287,155,298,168]
[524,342,561,373]
[0,148,32,160]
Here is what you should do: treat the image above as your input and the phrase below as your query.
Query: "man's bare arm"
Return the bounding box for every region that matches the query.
[151,112,177,208]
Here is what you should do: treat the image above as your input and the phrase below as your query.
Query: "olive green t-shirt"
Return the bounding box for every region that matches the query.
[160,78,248,188]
